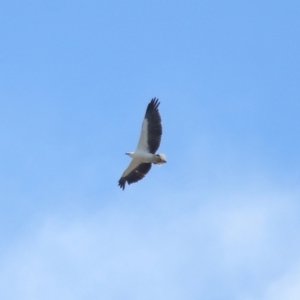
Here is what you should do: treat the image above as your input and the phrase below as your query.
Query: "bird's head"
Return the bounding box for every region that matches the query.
[154,154,167,165]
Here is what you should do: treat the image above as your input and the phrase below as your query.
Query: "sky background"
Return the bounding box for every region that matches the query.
[1,1,300,299]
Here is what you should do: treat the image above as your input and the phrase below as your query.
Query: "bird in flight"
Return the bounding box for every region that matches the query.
[118,98,167,190]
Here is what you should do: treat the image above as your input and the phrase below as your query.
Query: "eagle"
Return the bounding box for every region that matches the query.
[118,98,167,190]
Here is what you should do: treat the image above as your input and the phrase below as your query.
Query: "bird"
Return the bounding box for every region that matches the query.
[118,98,167,190]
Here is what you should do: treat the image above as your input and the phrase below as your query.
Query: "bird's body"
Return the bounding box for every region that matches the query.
[118,98,167,190]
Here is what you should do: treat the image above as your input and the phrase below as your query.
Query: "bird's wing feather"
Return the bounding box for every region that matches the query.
[126,163,152,184]
[136,118,149,151]
[118,162,152,190]
[136,98,162,154]
[121,158,141,178]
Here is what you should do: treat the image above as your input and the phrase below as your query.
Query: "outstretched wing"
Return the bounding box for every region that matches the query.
[118,163,152,190]
[136,98,162,154]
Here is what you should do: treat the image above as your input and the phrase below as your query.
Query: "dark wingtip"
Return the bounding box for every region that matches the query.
[150,97,160,109]
[146,98,160,115]
[118,178,126,190]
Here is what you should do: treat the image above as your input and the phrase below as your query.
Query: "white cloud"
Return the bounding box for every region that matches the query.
[259,262,300,300]
[0,184,299,300]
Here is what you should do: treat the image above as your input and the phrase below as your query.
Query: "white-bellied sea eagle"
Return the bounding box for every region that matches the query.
[118,98,167,190]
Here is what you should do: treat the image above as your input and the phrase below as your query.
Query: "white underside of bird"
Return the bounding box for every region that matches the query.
[121,119,166,177]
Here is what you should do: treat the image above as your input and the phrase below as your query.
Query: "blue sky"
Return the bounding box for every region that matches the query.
[1,1,300,299]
